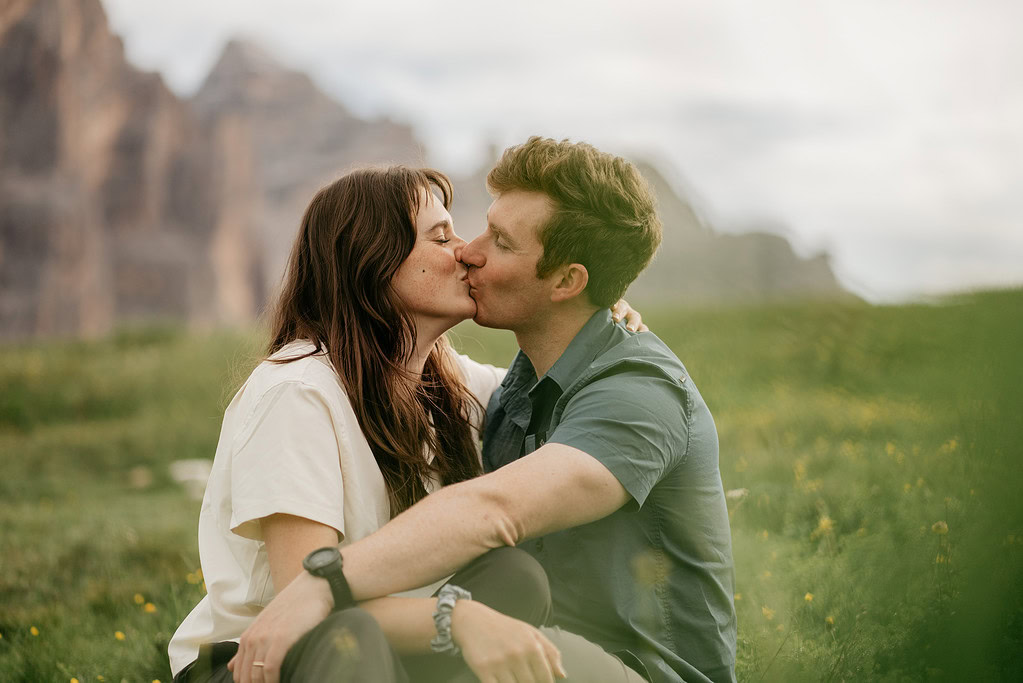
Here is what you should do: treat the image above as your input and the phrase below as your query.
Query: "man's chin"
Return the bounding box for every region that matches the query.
[472,309,502,329]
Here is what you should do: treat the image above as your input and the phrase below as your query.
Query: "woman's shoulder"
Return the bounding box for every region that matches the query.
[240,341,343,401]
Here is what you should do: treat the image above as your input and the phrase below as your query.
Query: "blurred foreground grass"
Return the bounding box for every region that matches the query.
[1,290,1021,681]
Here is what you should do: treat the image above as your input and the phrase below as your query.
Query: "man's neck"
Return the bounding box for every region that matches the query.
[515,305,600,379]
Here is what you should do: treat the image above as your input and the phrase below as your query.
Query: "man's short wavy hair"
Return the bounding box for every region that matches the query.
[487,137,662,307]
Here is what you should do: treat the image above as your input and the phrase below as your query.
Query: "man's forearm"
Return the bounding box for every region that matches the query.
[341,479,519,601]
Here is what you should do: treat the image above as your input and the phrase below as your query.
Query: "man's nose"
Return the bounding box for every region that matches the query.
[459,235,486,267]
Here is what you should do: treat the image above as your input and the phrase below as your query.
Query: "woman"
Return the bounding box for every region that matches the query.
[169,167,643,683]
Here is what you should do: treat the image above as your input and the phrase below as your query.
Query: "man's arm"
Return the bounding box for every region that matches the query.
[341,442,631,600]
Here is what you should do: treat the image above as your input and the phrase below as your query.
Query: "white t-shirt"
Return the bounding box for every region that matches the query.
[168,341,506,675]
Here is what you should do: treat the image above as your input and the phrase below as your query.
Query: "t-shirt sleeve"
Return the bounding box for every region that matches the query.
[452,353,508,428]
[547,372,689,508]
[229,381,346,540]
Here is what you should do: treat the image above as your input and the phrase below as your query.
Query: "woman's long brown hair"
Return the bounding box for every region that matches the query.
[266,167,483,515]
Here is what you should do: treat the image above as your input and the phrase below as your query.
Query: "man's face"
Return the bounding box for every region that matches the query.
[459,190,555,331]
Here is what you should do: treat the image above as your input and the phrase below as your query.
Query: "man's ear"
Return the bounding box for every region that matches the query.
[550,263,589,303]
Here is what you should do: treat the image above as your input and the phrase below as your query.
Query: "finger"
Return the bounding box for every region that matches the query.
[623,309,642,330]
[262,646,286,683]
[638,323,649,332]
[236,639,255,683]
[539,634,567,680]
[528,640,556,683]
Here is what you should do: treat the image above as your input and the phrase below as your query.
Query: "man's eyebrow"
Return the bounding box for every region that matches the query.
[488,222,515,246]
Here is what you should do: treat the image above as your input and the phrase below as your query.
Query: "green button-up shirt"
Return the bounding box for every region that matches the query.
[482,310,737,683]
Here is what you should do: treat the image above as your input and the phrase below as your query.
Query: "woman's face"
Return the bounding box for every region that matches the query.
[391,188,476,332]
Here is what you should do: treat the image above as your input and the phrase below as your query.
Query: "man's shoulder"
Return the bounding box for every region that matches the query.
[586,330,690,386]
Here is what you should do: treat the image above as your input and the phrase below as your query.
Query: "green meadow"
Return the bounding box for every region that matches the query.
[1,290,1021,682]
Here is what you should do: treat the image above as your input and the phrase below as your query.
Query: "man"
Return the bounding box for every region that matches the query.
[233,137,736,683]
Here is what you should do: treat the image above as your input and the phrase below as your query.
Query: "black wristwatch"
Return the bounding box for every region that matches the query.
[302,546,355,611]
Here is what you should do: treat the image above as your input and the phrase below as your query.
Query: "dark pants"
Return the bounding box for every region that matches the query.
[175,547,552,683]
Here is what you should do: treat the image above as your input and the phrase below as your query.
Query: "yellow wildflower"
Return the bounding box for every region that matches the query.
[932,521,948,535]
[762,606,775,620]
[71,679,80,683]
[757,530,769,541]
[144,602,157,613]
[804,592,814,603]
[935,554,947,564]
[811,515,834,540]
[776,624,785,632]
[114,631,126,641]
[903,483,912,493]
[98,677,105,681]
[734,593,742,602]
[133,593,145,604]
[30,626,39,636]
[916,477,925,488]
[761,570,772,579]
[856,527,867,537]
[885,442,896,456]
[825,615,835,626]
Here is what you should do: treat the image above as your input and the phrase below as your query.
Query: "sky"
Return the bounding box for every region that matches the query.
[101,0,1022,302]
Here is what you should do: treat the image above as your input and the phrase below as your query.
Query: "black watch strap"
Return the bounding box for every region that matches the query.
[323,564,355,611]
[303,547,356,611]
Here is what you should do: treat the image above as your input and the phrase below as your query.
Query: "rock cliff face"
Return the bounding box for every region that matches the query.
[0,0,262,339]
[0,0,849,340]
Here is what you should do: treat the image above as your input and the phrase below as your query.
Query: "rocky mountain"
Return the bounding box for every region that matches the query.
[0,0,262,339]
[0,0,848,341]
[190,40,423,288]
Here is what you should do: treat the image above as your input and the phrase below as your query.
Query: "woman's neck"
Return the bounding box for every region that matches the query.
[404,318,447,376]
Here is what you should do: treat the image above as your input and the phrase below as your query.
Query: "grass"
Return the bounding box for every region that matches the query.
[1,290,1021,681]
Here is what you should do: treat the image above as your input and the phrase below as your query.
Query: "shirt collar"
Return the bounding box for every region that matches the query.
[501,308,618,401]
[540,308,617,393]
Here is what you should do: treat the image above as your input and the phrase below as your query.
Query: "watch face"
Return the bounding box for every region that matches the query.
[307,547,338,571]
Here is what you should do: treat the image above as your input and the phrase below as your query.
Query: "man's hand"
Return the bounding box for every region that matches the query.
[227,571,333,683]
[611,299,648,332]
[452,599,567,682]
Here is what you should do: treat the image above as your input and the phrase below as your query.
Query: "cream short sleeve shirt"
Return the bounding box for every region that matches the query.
[168,341,506,675]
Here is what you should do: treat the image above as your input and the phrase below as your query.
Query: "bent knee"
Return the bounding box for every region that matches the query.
[479,547,552,621]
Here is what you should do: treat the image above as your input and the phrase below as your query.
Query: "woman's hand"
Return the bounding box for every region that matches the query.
[611,299,648,332]
[451,599,567,682]
[227,569,333,683]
